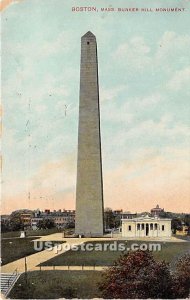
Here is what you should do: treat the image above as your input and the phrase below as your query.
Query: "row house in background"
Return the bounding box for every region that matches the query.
[52,209,75,228]
[31,209,75,229]
[31,217,44,230]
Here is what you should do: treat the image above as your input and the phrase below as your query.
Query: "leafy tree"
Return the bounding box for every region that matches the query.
[10,211,24,231]
[36,218,55,229]
[171,218,182,234]
[171,253,190,298]
[114,215,121,228]
[104,208,115,229]
[159,211,173,218]
[183,214,190,227]
[1,219,11,232]
[65,221,75,229]
[99,250,173,299]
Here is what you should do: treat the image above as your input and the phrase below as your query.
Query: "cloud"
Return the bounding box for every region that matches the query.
[139,93,163,108]
[156,32,190,62]
[100,85,127,102]
[116,116,189,147]
[114,36,151,70]
[113,31,190,72]
[167,67,190,92]
[101,92,164,132]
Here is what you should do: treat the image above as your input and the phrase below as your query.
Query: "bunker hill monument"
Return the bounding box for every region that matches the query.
[75,31,104,237]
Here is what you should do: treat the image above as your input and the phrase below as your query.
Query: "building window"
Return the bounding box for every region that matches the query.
[137,223,140,230]
[150,223,153,230]
[128,225,131,231]
[142,224,144,230]
[155,223,158,230]
[162,225,165,231]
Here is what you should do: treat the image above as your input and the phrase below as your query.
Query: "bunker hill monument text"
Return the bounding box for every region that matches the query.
[75,31,104,237]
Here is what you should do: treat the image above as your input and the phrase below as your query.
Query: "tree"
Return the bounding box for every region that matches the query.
[183,214,190,227]
[171,253,190,298]
[99,250,173,299]
[104,208,115,229]
[1,219,11,232]
[36,218,55,229]
[10,211,24,231]
[159,211,173,219]
[171,218,182,234]
[65,221,75,229]
[114,215,121,228]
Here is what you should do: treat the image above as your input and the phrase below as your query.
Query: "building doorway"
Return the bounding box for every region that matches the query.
[146,223,149,236]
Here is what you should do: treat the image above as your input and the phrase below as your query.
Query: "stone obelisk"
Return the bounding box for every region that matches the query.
[75,31,104,237]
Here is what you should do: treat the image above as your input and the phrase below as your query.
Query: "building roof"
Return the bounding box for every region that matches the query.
[122,214,171,222]
[151,204,164,210]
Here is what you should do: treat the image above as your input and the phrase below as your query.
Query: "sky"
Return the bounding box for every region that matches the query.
[1,0,190,214]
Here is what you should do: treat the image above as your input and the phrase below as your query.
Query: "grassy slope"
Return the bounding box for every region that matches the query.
[1,239,64,265]
[1,228,61,238]
[9,270,102,299]
[40,240,190,267]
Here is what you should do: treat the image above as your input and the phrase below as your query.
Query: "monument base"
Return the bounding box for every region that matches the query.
[75,231,104,238]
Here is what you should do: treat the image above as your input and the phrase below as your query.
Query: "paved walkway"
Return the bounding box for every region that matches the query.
[34,233,188,243]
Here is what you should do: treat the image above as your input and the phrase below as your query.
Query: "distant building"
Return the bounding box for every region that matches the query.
[1,215,10,222]
[30,209,75,230]
[31,217,43,230]
[33,209,41,218]
[151,204,164,216]
[52,209,75,228]
[113,209,123,216]
[121,211,137,219]
[122,215,171,238]
[18,211,34,228]
[176,225,189,236]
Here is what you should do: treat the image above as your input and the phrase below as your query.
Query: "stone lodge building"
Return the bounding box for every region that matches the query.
[122,215,171,238]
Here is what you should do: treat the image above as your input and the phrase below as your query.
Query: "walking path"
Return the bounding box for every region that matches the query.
[32,232,187,242]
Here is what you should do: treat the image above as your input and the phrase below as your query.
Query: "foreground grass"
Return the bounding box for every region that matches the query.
[9,271,102,299]
[40,240,190,267]
[1,239,64,265]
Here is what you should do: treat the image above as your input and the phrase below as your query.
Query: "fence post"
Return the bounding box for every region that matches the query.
[24,257,27,284]
[68,265,70,270]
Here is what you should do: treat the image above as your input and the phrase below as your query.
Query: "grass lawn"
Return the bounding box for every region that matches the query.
[9,270,102,299]
[1,228,62,239]
[1,239,64,265]
[40,240,190,268]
